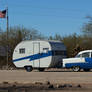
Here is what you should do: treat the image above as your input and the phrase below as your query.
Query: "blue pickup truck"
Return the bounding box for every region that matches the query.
[63,50,92,72]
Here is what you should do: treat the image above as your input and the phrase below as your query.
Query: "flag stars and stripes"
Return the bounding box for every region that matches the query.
[0,10,6,18]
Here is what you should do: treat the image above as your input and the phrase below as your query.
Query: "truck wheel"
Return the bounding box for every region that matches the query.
[38,68,45,72]
[25,66,33,72]
[83,69,90,72]
[72,66,80,72]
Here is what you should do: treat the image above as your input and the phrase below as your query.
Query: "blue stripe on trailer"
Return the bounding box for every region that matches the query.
[13,51,52,62]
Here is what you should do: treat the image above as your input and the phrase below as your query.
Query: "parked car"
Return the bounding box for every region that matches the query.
[63,50,92,72]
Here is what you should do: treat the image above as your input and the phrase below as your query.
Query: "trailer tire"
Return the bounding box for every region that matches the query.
[72,66,80,72]
[83,69,90,72]
[24,66,33,72]
[38,68,45,72]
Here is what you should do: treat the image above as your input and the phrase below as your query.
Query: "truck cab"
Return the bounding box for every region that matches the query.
[63,50,92,72]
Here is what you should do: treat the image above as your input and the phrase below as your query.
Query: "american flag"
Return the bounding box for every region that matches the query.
[0,10,6,18]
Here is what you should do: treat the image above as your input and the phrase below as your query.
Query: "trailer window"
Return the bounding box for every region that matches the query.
[43,48,49,53]
[53,51,66,56]
[19,48,25,54]
[82,52,90,57]
[43,48,49,50]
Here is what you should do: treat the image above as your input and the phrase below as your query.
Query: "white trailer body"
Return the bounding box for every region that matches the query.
[13,40,66,71]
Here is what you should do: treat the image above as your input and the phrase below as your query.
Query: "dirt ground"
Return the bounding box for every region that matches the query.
[0,69,92,92]
[1,69,92,84]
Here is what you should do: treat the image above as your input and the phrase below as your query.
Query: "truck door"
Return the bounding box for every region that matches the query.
[33,42,40,68]
[83,52,92,68]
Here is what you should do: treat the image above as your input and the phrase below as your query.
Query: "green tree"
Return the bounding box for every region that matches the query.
[81,16,92,50]
[0,26,46,67]
[82,16,92,37]
[48,34,62,41]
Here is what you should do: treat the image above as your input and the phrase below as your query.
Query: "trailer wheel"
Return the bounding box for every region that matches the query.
[83,69,90,72]
[38,68,45,72]
[25,66,33,72]
[72,66,80,72]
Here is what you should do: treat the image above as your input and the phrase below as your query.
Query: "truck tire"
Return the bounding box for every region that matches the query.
[38,68,45,72]
[24,66,33,72]
[83,69,90,72]
[72,66,80,72]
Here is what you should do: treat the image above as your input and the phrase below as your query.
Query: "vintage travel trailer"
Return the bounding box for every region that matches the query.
[13,40,66,72]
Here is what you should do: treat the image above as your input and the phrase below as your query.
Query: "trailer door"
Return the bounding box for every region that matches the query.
[33,42,40,68]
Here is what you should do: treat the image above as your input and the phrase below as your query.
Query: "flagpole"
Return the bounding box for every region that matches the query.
[6,7,9,69]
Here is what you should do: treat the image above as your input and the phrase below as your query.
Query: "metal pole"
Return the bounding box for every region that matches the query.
[6,7,9,69]
[39,42,40,68]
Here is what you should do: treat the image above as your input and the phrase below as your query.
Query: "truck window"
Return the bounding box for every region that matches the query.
[91,52,92,57]
[82,52,90,57]
[76,54,82,57]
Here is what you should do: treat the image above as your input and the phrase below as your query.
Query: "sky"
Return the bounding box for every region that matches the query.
[0,0,92,37]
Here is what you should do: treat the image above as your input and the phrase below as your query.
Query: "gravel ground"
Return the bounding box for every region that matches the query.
[0,70,92,92]
[0,70,92,84]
